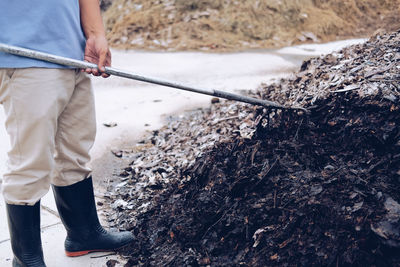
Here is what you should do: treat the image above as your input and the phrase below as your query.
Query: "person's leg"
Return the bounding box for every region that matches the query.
[52,70,96,187]
[1,68,75,204]
[0,68,76,267]
[51,71,134,257]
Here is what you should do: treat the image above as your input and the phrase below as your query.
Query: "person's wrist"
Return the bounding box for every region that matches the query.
[84,23,106,38]
[86,32,106,40]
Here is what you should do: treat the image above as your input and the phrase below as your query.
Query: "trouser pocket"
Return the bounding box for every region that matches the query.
[0,68,16,104]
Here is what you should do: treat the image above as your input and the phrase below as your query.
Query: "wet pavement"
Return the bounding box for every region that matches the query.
[0,39,364,266]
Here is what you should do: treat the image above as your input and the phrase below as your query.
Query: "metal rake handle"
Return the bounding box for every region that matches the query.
[0,43,307,112]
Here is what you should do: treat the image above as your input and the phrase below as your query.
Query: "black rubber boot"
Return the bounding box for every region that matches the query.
[6,201,46,267]
[52,177,134,257]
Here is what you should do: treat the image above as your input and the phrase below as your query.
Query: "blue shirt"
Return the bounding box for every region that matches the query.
[0,0,86,68]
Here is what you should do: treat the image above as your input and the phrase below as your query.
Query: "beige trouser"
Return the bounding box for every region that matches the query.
[0,68,96,205]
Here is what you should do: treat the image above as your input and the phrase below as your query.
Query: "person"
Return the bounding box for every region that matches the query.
[0,0,134,266]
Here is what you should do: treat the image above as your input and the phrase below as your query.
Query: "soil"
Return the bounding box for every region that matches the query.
[104,31,400,266]
[103,0,400,51]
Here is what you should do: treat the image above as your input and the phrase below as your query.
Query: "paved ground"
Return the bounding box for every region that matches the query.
[0,187,126,267]
[0,39,365,266]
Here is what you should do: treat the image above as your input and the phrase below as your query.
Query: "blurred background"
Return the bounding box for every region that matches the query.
[101,0,400,51]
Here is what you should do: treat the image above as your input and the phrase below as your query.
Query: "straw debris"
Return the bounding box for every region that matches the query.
[103,0,400,51]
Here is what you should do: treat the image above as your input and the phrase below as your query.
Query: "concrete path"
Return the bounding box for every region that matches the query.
[0,188,126,267]
[0,39,365,267]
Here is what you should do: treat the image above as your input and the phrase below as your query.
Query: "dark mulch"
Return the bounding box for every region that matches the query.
[104,31,400,266]
[119,91,399,266]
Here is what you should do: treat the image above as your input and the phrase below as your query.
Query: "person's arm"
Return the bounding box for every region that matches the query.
[79,0,111,78]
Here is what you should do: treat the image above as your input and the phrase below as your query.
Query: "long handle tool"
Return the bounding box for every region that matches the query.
[0,43,306,112]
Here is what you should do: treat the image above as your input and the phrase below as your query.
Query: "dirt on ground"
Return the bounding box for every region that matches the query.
[103,0,400,51]
[104,31,400,266]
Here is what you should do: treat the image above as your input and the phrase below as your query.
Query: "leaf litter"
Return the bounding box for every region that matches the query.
[105,31,400,266]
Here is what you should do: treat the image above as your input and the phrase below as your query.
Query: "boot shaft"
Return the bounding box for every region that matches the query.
[52,177,100,233]
[6,201,46,267]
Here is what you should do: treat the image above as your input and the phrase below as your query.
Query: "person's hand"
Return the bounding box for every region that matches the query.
[84,35,111,78]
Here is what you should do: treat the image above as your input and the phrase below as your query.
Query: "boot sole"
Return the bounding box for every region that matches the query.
[65,242,133,257]
[66,249,106,257]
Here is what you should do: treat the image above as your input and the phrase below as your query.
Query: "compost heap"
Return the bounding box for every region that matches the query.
[103,0,400,51]
[105,31,400,266]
